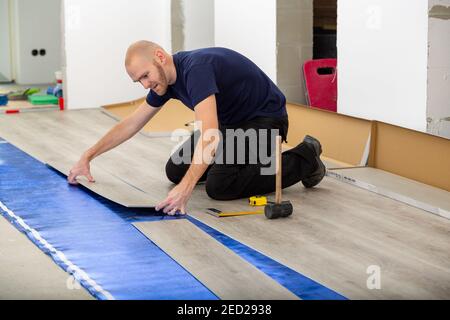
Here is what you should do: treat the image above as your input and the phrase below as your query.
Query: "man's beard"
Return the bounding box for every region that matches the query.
[154,63,168,95]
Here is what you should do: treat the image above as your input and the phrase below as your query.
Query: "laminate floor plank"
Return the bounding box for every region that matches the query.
[134,219,299,300]
[328,167,450,219]
[0,111,156,207]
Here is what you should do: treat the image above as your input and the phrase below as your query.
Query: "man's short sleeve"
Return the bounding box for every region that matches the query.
[185,64,219,107]
[146,90,171,108]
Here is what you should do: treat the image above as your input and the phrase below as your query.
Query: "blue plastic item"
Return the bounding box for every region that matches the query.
[53,83,63,98]
[46,85,63,98]
[0,94,8,106]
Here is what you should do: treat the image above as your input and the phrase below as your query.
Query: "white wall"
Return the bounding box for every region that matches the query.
[183,0,214,50]
[215,0,277,82]
[337,0,429,132]
[0,0,12,82]
[13,0,62,84]
[62,0,171,109]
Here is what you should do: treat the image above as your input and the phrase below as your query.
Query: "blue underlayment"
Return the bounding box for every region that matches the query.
[0,141,215,300]
[0,138,346,300]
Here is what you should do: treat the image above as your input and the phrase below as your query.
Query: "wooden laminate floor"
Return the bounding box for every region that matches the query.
[1,109,449,299]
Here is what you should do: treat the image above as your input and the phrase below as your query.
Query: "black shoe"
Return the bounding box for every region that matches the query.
[301,135,326,188]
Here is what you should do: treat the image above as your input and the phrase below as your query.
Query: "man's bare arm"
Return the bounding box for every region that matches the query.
[181,95,219,187]
[156,95,219,215]
[68,101,161,184]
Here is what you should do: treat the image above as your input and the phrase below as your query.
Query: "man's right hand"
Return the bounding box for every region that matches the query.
[66,102,160,185]
[68,155,95,185]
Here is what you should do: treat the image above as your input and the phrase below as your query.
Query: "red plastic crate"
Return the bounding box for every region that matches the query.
[303,59,337,112]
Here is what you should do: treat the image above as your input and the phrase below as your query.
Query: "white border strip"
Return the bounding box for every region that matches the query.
[359,133,371,167]
[0,200,115,300]
[326,171,450,220]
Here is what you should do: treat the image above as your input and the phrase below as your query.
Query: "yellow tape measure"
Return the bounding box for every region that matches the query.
[249,196,268,206]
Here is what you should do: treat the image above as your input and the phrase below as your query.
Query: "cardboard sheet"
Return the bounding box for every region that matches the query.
[103,98,194,137]
[370,121,450,191]
[286,103,372,166]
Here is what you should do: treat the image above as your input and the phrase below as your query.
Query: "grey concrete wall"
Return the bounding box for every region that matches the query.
[171,0,185,53]
[171,0,215,53]
[427,0,450,138]
[277,0,313,104]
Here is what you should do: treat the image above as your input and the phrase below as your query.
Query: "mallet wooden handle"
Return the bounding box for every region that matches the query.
[275,135,282,204]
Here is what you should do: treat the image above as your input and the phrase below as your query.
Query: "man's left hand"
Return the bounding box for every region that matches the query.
[156,182,194,215]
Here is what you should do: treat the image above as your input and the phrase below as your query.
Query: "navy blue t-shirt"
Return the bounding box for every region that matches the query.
[146,47,287,125]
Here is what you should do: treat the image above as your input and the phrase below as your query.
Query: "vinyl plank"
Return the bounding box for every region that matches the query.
[328,167,450,219]
[0,110,169,207]
[46,158,154,208]
[134,219,299,300]
[45,110,178,200]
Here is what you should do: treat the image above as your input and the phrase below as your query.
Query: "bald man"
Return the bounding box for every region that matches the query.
[69,41,325,215]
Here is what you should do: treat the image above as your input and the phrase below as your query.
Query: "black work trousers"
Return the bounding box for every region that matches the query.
[165,116,317,200]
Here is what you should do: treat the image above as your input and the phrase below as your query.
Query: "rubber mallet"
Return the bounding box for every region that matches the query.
[264,136,293,219]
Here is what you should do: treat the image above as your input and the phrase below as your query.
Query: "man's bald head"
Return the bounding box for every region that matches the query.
[125,40,176,94]
[125,40,166,67]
